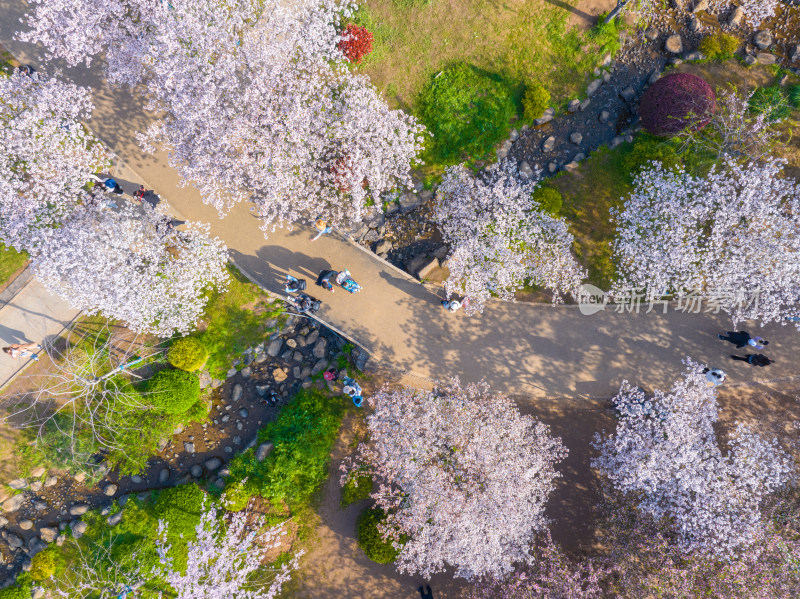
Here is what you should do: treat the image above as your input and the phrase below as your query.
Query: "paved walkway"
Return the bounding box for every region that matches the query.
[1,4,799,399]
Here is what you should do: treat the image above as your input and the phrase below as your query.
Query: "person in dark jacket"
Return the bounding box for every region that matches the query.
[418,585,434,598]
[730,353,773,367]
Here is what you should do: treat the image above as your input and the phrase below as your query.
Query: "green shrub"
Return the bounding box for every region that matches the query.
[622,135,682,180]
[357,507,406,563]
[522,84,550,121]
[29,548,58,580]
[146,369,200,414]
[168,337,209,372]
[0,576,31,599]
[788,84,800,108]
[154,483,206,539]
[531,187,563,216]
[418,63,516,163]
[229,390,346,507]
[342,473,373,506]
[749,85,792,122]
[222,479,255,512]
[698,33,739,60]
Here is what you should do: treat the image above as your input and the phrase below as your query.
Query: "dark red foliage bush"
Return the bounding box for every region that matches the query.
[639,73,716,136]
[338,24,374,64]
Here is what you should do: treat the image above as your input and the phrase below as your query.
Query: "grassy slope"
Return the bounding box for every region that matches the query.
[0,245,29,287]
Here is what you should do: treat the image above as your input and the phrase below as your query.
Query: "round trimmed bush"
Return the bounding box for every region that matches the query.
[222,479,255,512]
[357,507,405,564]
[531,187,563,216]
[418,63,516,162]
[698,33,739,61]
[640,73,716,136]
[29,549,57,581]
[147,369,200,414]
[522,83,550,120]
[168,337,208,372]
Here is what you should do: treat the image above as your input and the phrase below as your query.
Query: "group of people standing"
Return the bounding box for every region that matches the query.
[705,330,774,387]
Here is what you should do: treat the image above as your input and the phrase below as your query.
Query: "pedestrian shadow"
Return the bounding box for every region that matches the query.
[0,324,28,345]
[378,271,436,304]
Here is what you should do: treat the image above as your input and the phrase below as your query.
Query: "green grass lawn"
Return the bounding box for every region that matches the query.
[0,244,29,286]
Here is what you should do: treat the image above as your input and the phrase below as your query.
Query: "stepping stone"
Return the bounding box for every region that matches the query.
[44,476,57,488]
[104,483,118,496]
[586,79,603,97]
[665,34,682,54]
[205,457,222,471]
[567,99,580,112]
[69,504,89,516]
[542,136,556,152]
[231,384,243,403]
[30,467,45,478]
[19,519,33,530]
[70,521,88,539]
[569,132,583,145]
[159,468,170,483]
[7,479,27,490]
[753,30,772,50]
[190,465,203,478]
[599,110,611,124]
[239,408,249,418]
[130,475,143,484]
[39,527,57,543]
[256,442,274,462]
[184,442,195,454]
[107,512,123,526]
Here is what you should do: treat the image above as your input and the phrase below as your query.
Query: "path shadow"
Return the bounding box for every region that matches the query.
[0,324,27,345]
[544,0,597,23]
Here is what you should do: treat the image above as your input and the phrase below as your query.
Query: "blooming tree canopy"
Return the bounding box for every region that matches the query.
[0,69,109,252]
[32,204,229,337]
[21,0,425,232]
[156,506,302,599]
[712,0,779,27]
[612,159,800,328]
[592,359,794,556]
[343,379,567,579]
[435,161,585,314]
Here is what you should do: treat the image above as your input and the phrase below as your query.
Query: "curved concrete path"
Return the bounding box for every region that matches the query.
[2,2,799,399]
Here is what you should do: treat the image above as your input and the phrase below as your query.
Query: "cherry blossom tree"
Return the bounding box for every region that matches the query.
[343,379,567,579]
[155,506,303,599]
[612,159,800,328]
[435,161,585,314]
[0,69,110,252]
[592,359,794,557]
[21,0,425,232]
[712,0,779,27]
[32,203,229,337]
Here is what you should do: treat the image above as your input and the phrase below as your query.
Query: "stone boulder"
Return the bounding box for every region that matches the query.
[190,464,203,478]
[665,35,683,54]
[159,468,171,483]
[69,504,89,516]
[619,86,636,102]
[586,79,603,97]
[399,192,424,214]
[205,457,223,471]
[542,136,556,152]
[569,132,583,145]
[519,161,534,178]
[567,99,580,113]
[753,30,772,50]
[256,442,274,462]
[39,527,58,543]
[7,479,27,490]
[3,494,25,512]
[70,520,88,539]
[691,0,708,11]
[756,53,776,65]
[107,512,124,526]
[273,368,288,383]
[417,258,440,280]
[728,6,743,26]
[644,28,658,41]
[103,483,118,496]
[313,338,328,359]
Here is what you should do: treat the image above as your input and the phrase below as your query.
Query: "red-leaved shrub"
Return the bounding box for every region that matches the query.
[338,24,373,64]
[639,73,716,136]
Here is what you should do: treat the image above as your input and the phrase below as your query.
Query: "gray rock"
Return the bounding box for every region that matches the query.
[104,483,118,496]
[21,558,32,572]
[544,107,556,116]
[56,534,66,546]
[211,379,223,389]
[692,0,708,11]
[399,192,423,214]
[573,153,586,162]
[30,467,45,478]
[753,30,772,50]
[728,5,744,25]
[569,132,583,145]
[199,370,212,389]
[256,385,268,397]
[73,472,86,483]
[230,384,244,404]
[542,136,556,152]
[70,520,88,539]
[159,468,170,483]
[669,58,684,66]
[29,481,42,492]
[233,436,242,446]
[496,139,513,160]
[130,474,143,484]
[226,367,237,378]
[548,162,558,173]
[7,534,23,549]
[586,79,602,97]
[204,457,222,471]
[273,368,288,383]
[620,86,636,102]
[238,407,249,418]
[792,45,800,61]
[101,506,111,516]
[184,442,195,454]
[689,17,700,32]
[69,504,89,516]
[519,161,534,178]
[684,51,705,61]
[305,331,319,346]
[107,512,123,526]
[137,492,149,501]
[118,495,129,507]
[743,54,757,66]
[240,366,252,379]
[2,494,24,512]
[375,240,392,254]
[757,53,776,65]
[311,359,328,376]
[602,71,611,83]
[608,136,625,150]
[33,500,47,511]
[292,351,304,363]
[564,161,580,172]
[509,129,519,142]
[256,442,274,462]
[190,464,203,478]
[221,414,230,423]
[579,98,591,111]
[32,588,45,599]
[7,479,27,490]
[267,339,283,357]
[285,338,297,349]
[417,258,440,280]
[644,28,658,41]
[567,99,581,113]
[369,213,385,229]
[598,110,611,123]
[18,519,33,530]
[665,34,683,54]
[385,201,399,215]
[312,338,328,359]
[39,527,57,543]
[44,476,57,488]
[0,515,7,527]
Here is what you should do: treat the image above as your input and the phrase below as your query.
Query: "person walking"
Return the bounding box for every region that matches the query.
[717,331,752,348]
[310,217,332,241]
[419,585,434,599]
[731,353,773,367]
[703,367,726,387]
[316,269,338,292]
[3,342,42,361]
[441,298,461,313]
[747,336,768,350]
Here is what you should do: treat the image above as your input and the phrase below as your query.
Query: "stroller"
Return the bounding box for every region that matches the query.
[335,269,362,294]
[291,293,322,314]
